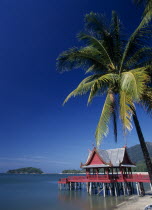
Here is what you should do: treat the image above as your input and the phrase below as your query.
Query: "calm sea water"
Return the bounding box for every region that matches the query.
[0,173,150,210]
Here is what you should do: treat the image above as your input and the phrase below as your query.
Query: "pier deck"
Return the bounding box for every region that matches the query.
[58,174,150,184]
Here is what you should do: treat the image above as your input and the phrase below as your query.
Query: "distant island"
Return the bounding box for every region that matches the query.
[7,167,43,174]
[62,169,85,174]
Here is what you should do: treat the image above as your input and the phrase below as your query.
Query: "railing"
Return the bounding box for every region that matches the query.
[58,178,68,183]
[87,174,108,180]
[58,173,150,183]
[124,174,150,181]
[68,176,86,181]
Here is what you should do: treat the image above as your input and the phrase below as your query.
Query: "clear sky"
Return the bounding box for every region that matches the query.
[0,0,151,173]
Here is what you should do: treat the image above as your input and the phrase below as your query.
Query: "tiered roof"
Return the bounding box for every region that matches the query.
[81,147,135,168]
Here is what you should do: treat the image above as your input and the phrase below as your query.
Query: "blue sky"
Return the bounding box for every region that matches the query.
[0,0,151,173]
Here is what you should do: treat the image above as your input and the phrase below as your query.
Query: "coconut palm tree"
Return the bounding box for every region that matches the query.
[57,12,152,183]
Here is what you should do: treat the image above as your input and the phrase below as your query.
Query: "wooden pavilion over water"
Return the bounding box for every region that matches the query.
[81,147,135,177]
[58,147,151,196]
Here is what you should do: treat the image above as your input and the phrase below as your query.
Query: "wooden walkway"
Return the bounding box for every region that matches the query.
[58,174,150,184]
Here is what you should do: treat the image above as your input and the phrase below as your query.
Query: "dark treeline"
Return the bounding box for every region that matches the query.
[132,160,150,172]
[62,169,85,174]
[7,167,43,174]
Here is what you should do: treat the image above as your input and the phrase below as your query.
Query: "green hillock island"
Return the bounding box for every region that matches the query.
[7,167,43,174]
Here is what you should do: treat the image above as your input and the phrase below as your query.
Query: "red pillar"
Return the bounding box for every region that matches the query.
[96,168,99,180]
[120,167,123,180]
[106,168,109,179]
[86,168,90,178]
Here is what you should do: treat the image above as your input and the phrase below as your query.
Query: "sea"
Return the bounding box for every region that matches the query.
[0,173,150,210]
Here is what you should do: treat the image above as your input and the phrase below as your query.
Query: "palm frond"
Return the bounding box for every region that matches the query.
[142,9,152,26]
[57,46,109,73]
[63,74,102,104]
[134,0,152,26]
[95,92,114,147]
[84,12,108,37]
[121,67,150,101]
[125,47,152,69]
[84,12,121,65]
[77,32,114,68]
[85,65,95,74]
[110,11,125,67]
[120,23,152,72]
[119,91,133,134]
[87,73,118,104]
[141,87,152,115]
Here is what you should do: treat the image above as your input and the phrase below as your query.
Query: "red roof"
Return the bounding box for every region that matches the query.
[81,147,135,168]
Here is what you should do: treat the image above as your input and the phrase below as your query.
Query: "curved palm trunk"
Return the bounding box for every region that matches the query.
[133,111,152,185]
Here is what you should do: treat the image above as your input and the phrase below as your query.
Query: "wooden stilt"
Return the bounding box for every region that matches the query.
[136,182,139,196]
[109,184,112,196]
[89,182,92,195]
[150,183,152,192]
[75,182,77,191]
[97,183,100,195]
[114,183,118,197]
[120,183,123,195]
[126,183,129,195]
[79,182,81,189]
[83,182,84,190]
[103,183,106,197]
[122,182,126,195]
[138,182,141,195]
[86,182,89,193]
[131,182,134,194]
[141,182,145,195]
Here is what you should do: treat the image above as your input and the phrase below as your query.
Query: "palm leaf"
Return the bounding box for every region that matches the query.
[141,87,152,115]
[95,92,114,147]
[63,75,102,104]
[120,23,152,72]
[77,32,114,68]
[119,90,133,134]
[84,12,121,65]
[110,11,124,67]
[134,0,152,26]
[125,47,152,69]
[121,67,150,101]
[57,46,109,72]
[84,12,108,37]
[87,73,118,104]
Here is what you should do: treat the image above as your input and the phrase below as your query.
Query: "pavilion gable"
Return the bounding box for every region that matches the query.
[121,148,135,165]
[83,148,107,166]
[88,152,105,165]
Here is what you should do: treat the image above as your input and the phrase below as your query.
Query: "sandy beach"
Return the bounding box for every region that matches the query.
[115,193,152,210]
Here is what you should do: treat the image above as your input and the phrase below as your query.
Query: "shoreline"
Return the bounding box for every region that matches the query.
[114,191,152,210]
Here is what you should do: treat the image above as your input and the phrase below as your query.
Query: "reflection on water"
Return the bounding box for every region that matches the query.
[58,188,129,210]
[0,174,151,210]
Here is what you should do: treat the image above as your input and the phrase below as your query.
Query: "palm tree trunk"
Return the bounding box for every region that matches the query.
[133,110,152,185]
